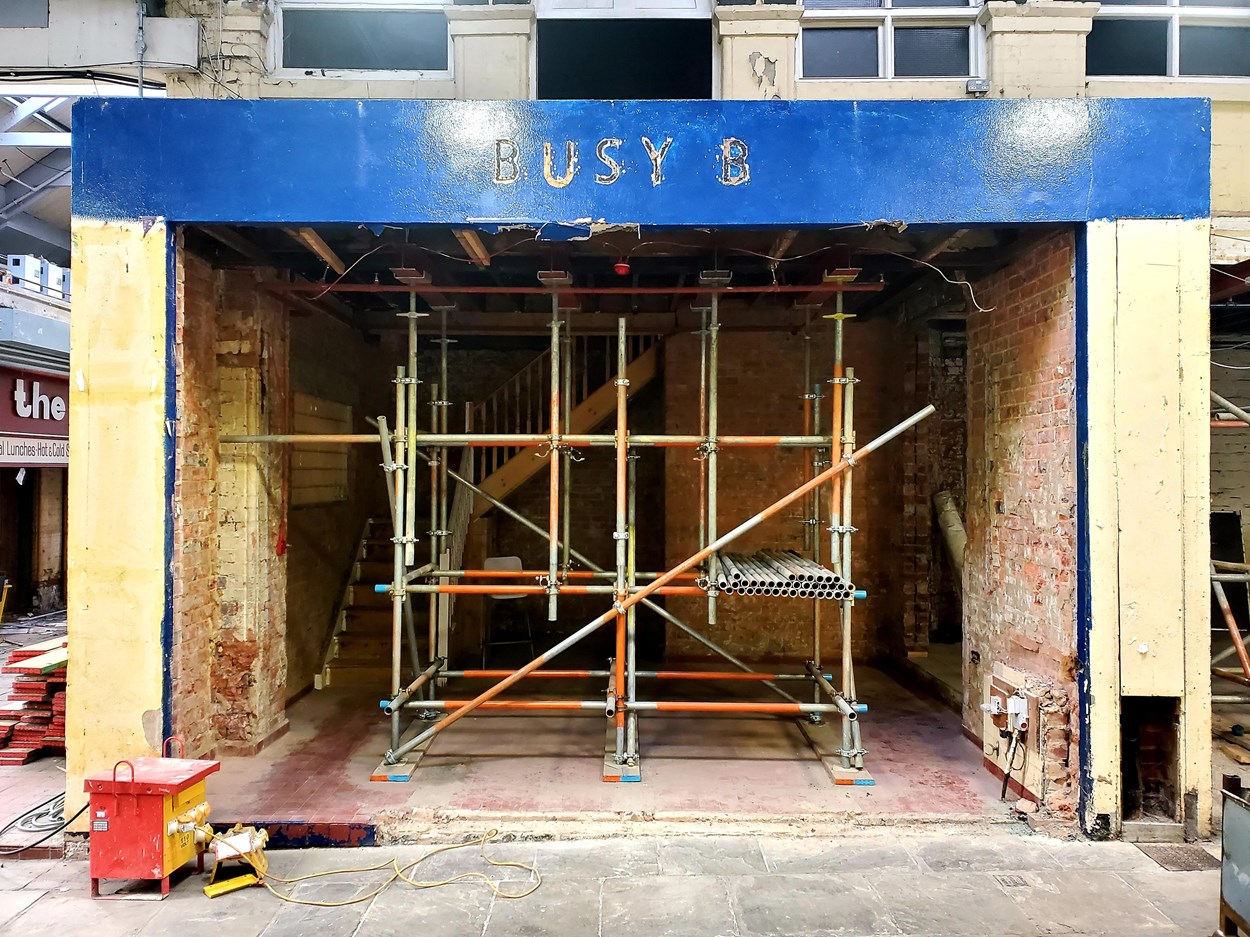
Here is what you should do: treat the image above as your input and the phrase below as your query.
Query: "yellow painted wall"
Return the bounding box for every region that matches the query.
[66,219,170,826]
[1084,218,1211,836]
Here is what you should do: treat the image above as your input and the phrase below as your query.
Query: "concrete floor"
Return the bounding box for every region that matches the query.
[206,666,1007,842]
[0,829,1222,936]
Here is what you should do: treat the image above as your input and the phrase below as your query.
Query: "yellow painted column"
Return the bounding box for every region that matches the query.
[1083,218,1212,837]
[66,218,171,825]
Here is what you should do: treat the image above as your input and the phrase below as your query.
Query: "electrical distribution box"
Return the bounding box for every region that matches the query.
[83,752,220,898]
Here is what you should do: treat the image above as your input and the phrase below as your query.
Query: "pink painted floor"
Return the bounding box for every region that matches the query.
[206,666,1006,832]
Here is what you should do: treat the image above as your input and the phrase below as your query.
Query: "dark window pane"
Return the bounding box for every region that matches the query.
[0,0,48,27]
[805,0,882,8]
[1181,26,1250,76]
[892,0,973,7]
[894,27,970,76]
[537,21,712,99]
[1181,0,1250,7]
[1098,0,1166,5]
[1086,19,1168,75]
[282,10,448,71]
[802,28,878,78]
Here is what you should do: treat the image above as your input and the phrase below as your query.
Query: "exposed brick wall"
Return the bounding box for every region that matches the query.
[662,316,905,663]
[213,267,290,753]
[964,229,1078,817]
[170,245,219,756]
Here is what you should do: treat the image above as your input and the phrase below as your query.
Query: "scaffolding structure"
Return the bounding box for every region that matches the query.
[1211,391,1250,704]
[227,275,935,783]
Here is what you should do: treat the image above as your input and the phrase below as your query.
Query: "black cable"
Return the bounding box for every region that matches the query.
[0,800,85,857]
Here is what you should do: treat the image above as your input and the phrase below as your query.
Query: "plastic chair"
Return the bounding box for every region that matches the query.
[481,556,535,668]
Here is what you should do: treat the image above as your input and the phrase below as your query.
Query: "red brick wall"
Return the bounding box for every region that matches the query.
[662,316,906,663]
[964,229,1078,815]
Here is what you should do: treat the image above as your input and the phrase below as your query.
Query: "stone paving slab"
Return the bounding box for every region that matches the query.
[0,832,1229,937]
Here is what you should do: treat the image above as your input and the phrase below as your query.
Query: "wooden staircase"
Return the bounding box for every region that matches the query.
[470,334,661,519]
[318,518,428,689]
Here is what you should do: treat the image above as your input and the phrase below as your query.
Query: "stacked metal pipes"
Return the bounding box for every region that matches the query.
[717,551,855,601]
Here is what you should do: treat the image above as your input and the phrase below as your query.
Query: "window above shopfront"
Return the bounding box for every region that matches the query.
[275,1,452,77]
[1087,0,1250,79]
[799,0,980,79]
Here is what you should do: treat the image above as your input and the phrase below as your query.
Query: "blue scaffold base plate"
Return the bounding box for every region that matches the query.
[603,724,641,782]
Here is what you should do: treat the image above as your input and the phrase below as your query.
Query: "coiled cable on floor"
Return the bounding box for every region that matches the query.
[203,826,541,907]
[0,792,86,856]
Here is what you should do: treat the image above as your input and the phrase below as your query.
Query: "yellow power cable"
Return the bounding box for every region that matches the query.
[202,827,540,909]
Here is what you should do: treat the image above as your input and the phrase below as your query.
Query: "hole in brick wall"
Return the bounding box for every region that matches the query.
[1121,696,1180,823]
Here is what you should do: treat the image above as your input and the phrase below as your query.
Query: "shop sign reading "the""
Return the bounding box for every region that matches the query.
[493,137,751,188]
[0,366,69,467]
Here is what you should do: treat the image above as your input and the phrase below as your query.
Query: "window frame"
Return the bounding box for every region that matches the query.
[534,0,712,19]
[271,0,455,81]
[1088,2,1250,80]
[798,4,983,81]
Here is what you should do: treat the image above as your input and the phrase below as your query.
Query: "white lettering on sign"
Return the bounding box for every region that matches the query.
[13,379,66,422]
[493,137,750,188]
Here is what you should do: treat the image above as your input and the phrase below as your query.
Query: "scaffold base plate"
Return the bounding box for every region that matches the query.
[603,724,641,782]
[798,719,875,786]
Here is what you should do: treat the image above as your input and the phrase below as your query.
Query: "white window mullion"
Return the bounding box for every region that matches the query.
[1169,13,1181,76]
[881,15,893,78]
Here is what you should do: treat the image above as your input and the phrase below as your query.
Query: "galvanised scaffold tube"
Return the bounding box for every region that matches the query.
[841,365,862,769]
[384,403,936,764]
[548,301,562,622]
[220,433,838,447]
[380,413,405,751]
[382,659,445,715]
[428,383,440,669]
[707,292,720,627]
[613,316,629,764]
[626,701,860,715]
[376,416,422,691]
[407,446,801,704]
[405,296,420,569]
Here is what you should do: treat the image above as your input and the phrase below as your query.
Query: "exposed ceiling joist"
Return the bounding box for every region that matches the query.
[287,227,346,275]
[454,229,491,268]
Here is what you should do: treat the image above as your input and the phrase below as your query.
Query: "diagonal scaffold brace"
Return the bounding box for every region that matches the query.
[383,402,936,765]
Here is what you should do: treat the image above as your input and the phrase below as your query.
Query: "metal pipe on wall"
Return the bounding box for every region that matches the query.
[385,404,935,763]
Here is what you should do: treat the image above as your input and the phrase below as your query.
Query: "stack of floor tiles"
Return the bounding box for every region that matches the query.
[0,637,67,765]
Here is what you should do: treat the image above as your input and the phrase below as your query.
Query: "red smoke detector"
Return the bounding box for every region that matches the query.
[614,261,630,276]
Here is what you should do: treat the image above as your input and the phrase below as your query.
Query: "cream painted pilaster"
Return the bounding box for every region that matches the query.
[1082,218,1211,837]
[66,219,171,826]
